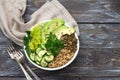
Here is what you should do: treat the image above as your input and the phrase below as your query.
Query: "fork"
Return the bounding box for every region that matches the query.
[7,43,41,80]
[17,49,41,80]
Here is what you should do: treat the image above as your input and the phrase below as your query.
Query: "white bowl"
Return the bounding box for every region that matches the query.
[24,20,79,71]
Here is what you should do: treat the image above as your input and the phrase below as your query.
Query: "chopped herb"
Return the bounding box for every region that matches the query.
[45,33,64,56]
[23,31,32,55]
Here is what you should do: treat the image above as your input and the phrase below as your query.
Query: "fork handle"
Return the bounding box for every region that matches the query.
[17,61,33,80]
[24,63,41,80]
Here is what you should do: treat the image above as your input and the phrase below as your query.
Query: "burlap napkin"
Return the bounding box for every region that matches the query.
[0,0,79,46]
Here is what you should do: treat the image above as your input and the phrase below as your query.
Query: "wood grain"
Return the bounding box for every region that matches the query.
[24,0,120,23]
[79,24,120,48]
[2,77,120,80]
[0,0,120,80]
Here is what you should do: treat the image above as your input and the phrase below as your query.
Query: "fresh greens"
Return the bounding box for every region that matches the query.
[23,31,32,55]
[23,18,75,67]
[45,33,64,56]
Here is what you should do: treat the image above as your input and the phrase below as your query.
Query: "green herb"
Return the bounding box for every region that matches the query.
[23,31,32,55]
[45,33,64,56]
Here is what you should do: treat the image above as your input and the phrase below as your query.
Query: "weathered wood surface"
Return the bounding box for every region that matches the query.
[1,77,120,80]
[25,0,120,23]
[0,0,120,80]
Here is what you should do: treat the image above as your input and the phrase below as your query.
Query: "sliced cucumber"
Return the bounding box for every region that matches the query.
[36,48,41,54]
[44,55,54,62]
[46,52,52,55]
[38,50,47,57]
[36,61,40,65]
[35,55,42,62]
[40,58,48,67]
[29,53,35,61]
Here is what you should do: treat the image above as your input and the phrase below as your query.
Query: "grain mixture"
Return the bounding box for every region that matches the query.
[48,34,77,68]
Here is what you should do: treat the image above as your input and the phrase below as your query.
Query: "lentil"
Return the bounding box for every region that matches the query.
[48,34,77,68]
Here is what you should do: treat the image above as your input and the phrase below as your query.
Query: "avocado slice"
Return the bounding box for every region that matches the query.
[53,26,75,39]
[43,18,65,35]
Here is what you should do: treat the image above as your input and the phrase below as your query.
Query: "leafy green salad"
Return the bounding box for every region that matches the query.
[23,18,75,67]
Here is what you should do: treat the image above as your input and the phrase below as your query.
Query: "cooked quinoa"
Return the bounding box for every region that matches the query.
[48,34,77,68]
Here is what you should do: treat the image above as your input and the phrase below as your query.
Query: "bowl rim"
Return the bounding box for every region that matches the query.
[24,20,79,71]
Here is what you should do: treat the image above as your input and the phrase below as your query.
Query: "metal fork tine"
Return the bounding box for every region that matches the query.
[16,48,41,80]
[6,43,34,80]
[7,43,19,60]
[18,49,24,56]
[7,44,14,59]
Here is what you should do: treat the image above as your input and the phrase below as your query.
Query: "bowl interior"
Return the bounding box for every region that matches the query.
[24,20,79,71]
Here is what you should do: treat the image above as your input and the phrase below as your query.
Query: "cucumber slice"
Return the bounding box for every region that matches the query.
[46,52,52,55]
[29,53,35,61]
[38,50,47,57]
[35,55,42,62]
[36,61,40,65]
[44,55,54,62]
[40,58,48,67]
[36,48,41,54]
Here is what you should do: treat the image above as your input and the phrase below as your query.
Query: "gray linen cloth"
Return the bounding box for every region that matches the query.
[0,0,79,46]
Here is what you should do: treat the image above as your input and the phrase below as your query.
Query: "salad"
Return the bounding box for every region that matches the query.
[23,18,76,67]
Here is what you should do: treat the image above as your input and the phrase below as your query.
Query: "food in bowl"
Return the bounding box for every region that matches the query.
[23,18,79,70]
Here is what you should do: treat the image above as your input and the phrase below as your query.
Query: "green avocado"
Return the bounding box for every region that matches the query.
[43,18,65,35]
[53,26,75,39]
[27,18,75,54]
[52,18,65,26]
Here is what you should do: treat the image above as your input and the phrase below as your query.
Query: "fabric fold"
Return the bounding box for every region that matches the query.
[0,0,79,46]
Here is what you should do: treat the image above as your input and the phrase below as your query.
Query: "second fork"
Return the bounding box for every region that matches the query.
[7,43,41,80]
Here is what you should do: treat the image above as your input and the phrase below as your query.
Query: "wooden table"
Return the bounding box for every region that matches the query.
[0,0,120,80]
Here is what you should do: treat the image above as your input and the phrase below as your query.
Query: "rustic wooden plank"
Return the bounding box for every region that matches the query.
[79,24,120,48]
[42,77,80,80]
[0,77,26,80]
[1,77,120,80]
[80,78,120,80]
[72,48,120,67]
[0,77,80,80]
[24,0,120,23]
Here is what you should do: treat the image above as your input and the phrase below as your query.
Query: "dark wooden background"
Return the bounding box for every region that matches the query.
[0,0,120,80]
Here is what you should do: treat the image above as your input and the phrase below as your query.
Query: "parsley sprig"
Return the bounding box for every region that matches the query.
[45,33,64,56]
